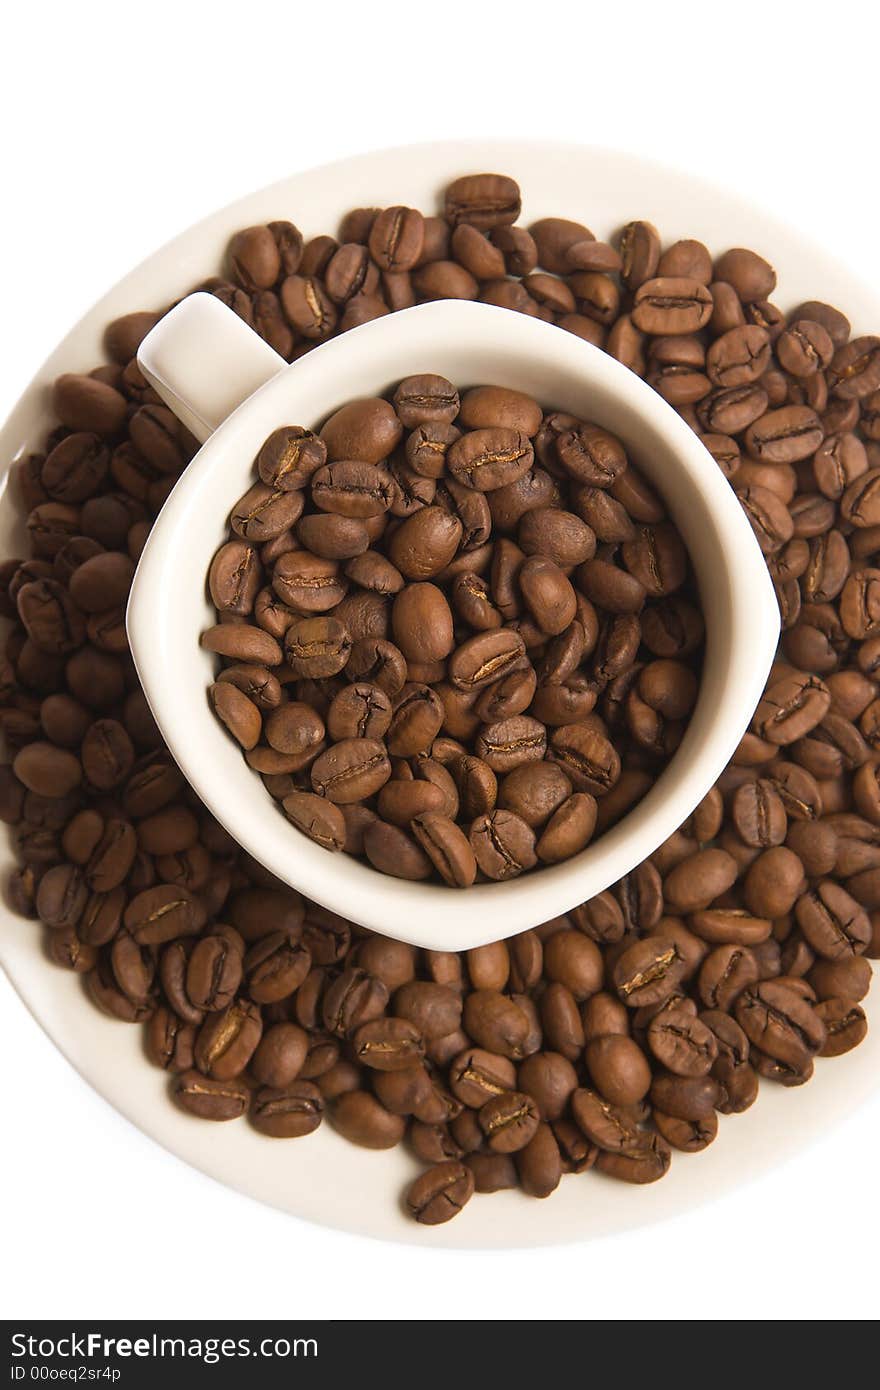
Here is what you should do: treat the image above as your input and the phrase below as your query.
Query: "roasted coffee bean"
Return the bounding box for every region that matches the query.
[280,275,336,339]
[650,1072,722,1121]
[706,325,771,388]
[555,422,627,489]
[474,665,537,724]
[371,1063,435,1118]
[777,320,834,378]
[352,1017,425,1071]
[342,637,405,696]
[462,991,532,1059]
[245,933,311,1003]
[186,933,243,1012]
[527,217,592,276]
[330,1091,406,1149]
[312,460,395,519]
[698,941,761,1010]
[250,1023,309,1087]
[446,427,534,492]
[208,541,261,616]
[201,623,283,666]
[570,1087,641,1153]
[257,427,327,492]
[284,615,352,679]
[250,1081,324,1138]
[405,421,461,480]
[209,682,262,750]
[585,1035,652,1106]
[816,998,868,1056]
[531,989,581,1061]
[388,583,454,665]
[227,225,281,290]
[611,219,658,289]
[545,1119,596,1175]
[448,630,525,692]
[566,271,619,325]
[172,1070,248,1121]
[664,849,739,913]
[515,1051,578,1121]
[309,738,391,803]
[103,311,161,364]
[409,813,477,887]
[810,954,872,1001]
[613,935,687,1007]
[632,277,713,335]
[654,1109,718,1152]
[263,702,325,757]
[479,1089,540,1152]
[457,386,541,437]
[52,374,127,437]
[410,259,478,300]
[470,809,537,879]
[543,929,602,1000]
[36,862,87,931]
[571,892,625,944]
[393,374,459,428]
[547,724,620,795]
[318,399,402,466]
[146,1007,195,1071]
[731,779,787,847]
[535,792,597,863]
[194,999,262,1080]
[518,556,577,634]
[123,884,205,945]
[230,482,304,543]
[407,1160,475,1224]
[514,1123,563,1198]
[647,1006,718,1076]
[736,979,826,1068]
[829,336,880,399]
[319,968,386,1039]
[41,432,111,503]
[451,753,497,820]
[16,581,85,656]
[281,791,346,851]
[296,513,369,560]
[474,715,546,774]
[135,805,199,855]
[449,1046,517,1108]
[498,761,571,829]
[366,207,424,273]
[391,981,461,1040]
[87,951,155,1021]
[745,406,824,464]
[385,685,443,757]
[794,881,871,959]
[713,247,776,303]
[445,174,520,230]
[840,469,880,528]
[362,819,433,879]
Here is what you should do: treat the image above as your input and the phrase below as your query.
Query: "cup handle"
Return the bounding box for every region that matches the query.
[136,292,287,443]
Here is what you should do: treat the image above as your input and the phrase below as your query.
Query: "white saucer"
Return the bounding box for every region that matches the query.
[1,140,876,1247]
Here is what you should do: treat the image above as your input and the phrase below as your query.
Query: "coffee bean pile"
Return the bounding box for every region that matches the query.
[204,380,703,884]
[1,171,878,1227]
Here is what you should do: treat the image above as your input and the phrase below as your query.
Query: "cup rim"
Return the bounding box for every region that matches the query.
[127,298,779,949]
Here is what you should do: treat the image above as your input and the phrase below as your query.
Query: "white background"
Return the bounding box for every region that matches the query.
[2,0,878,1323]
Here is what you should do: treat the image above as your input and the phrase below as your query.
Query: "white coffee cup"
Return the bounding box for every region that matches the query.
[128,292,779,950]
